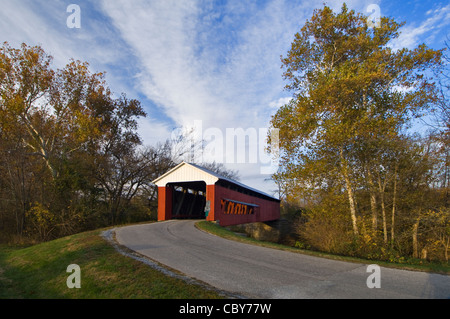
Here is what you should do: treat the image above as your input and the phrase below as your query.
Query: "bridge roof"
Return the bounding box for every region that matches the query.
[152,162,279,202]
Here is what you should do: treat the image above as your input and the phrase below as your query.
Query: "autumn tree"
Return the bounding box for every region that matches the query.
[0,42,147,240]
[270,3,443,241]
[0,43,120,180]
[428,40,450,197]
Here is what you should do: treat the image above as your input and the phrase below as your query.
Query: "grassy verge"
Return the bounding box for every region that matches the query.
[196,221,450,275]
[0,228,223,299]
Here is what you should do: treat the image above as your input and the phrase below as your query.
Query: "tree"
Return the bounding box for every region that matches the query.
[0,42,147,240]
[428,40,450,197]
[0,43,56,177]
[413,208,450,261]
[0,42,119,181]
[138,141,178,214]
[270,4,443,238]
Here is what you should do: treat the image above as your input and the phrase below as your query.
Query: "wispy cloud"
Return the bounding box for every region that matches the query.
[100,0,313,133]
[391,3,450,50]
[0,0,137,92]
[97,0,317,193]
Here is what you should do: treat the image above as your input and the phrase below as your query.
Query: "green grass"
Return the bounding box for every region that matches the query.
[196,221,450,275]
[0,228,223,299]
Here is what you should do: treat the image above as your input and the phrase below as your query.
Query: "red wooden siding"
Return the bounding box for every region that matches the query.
[213,184,280,226]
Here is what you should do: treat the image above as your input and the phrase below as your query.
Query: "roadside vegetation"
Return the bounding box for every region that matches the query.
[196,221,449,275]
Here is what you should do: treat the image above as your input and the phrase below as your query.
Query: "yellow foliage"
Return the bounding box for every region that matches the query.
[26,202,56,241]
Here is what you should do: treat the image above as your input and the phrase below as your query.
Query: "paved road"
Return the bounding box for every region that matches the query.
[114,220,450,299]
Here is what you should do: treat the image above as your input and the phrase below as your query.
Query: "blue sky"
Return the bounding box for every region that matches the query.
[1,0,449,195]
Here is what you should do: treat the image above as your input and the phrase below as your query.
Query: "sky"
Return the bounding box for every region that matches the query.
[1,0,449,196]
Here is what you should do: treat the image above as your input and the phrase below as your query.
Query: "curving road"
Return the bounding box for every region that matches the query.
[114,220,450,299]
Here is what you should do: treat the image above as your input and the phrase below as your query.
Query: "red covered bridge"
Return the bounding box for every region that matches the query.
[152,162,280,226]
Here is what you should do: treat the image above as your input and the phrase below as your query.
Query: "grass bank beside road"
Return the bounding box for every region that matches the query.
[196,221,450,275]
[0,228,222,299]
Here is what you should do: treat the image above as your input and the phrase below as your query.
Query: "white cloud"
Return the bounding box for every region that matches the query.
[1,1,140,93]
[390,3,450,51]
[100,0,313,132]
[269,97,292,110]
[137,117,172,147]
[100,1,216,126]
[0,0,69,67]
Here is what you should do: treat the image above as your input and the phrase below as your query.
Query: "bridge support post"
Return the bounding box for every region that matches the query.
[158,186,173,221]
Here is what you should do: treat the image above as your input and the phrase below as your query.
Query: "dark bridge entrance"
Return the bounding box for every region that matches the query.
[168,181,207,219]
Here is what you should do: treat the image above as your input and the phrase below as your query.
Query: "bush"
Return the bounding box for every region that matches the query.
[298,206,353,255]
[25,202,57,242]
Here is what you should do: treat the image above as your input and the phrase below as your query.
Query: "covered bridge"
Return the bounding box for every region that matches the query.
[152,162,280,226]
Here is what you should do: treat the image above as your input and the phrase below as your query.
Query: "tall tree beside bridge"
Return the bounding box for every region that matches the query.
[270,4,443,241]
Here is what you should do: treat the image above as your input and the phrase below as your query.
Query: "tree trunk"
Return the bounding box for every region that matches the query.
[443,237,449,262]
[378,174,388,244]
[22,116,58,180]
[412,219,420,259]
[391,165,398,245]
[367,171,378,231]
[340,147,359,237]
